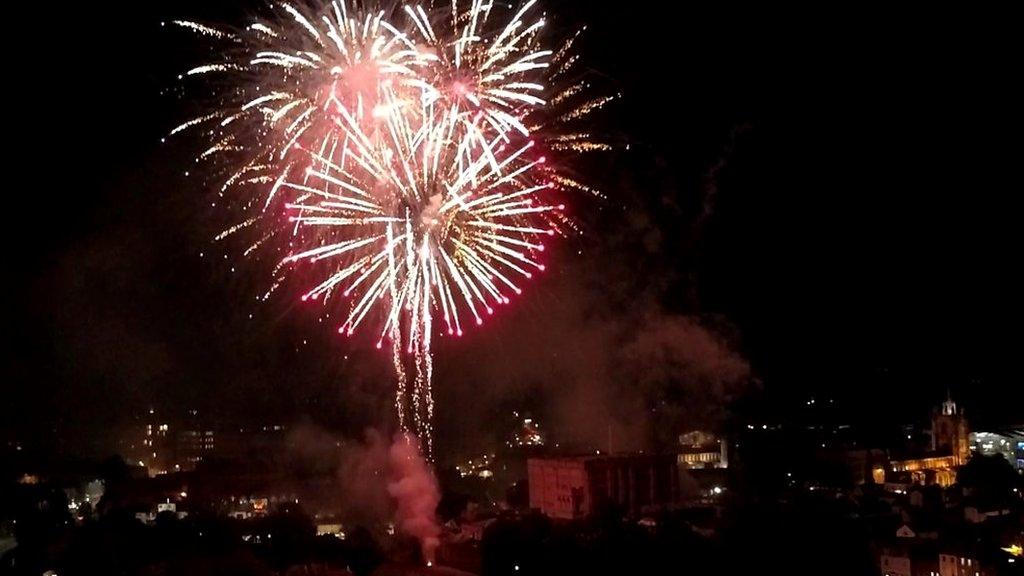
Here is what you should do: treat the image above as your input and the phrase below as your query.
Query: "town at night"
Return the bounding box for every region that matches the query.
[2,1,1020,575]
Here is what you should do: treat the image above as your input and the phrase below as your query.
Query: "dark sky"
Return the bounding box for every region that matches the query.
[3,2,1020,458]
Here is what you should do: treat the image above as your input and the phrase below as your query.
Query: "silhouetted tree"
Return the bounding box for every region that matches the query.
[958,453,1019,508]
[505,480,528,510]
[345,526,383,576]
[98,455,130,488]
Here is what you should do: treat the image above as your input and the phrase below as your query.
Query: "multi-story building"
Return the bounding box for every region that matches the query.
[138,409,174,475]
[528,454,680,519]
[938,553,987,576]
[175,429,215,468]
[677,430,728,470]
[122,408,216,475]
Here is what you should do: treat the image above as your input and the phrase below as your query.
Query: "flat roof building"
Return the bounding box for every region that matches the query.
[528,454,680,519]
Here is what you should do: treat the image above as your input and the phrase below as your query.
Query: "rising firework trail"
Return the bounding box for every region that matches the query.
[171,0,612,458]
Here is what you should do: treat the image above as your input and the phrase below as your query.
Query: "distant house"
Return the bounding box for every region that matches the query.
[938,553,984,576]
[963,506,1011,524]
[880,542,949,576]
[881,552,912,576]
[896,524,917,539]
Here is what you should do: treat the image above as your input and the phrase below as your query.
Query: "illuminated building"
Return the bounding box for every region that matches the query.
[175,429,215,468]
[122,408,217,475]
[137,408,174,476]
[873,464,887,484]
[880,547,996,576]
[969,427,1024,470]
[528,454,680,519]
[316,523,346,539]
[887,396,969,488]
[677,430,728,469]
[455,453,496,479]
[889,456,959,488]
[930,396,970,466]
[839,448,889,484]
[938,553,988,576]
[506,413,545,449]
[517,418,544,447]
[223,496,273,519]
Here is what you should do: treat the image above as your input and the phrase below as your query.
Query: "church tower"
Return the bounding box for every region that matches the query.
[930,391,970,466]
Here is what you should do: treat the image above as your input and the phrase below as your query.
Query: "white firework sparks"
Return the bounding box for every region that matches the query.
[172,0,611,457]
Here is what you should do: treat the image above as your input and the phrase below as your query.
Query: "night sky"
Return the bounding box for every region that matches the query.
[3,3,1020,459]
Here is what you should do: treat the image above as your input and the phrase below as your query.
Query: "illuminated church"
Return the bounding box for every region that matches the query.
[880,395,970,487]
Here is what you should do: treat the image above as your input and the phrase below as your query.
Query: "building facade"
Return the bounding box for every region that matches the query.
[938,553,986,576]
[881,552,912,576]
[677,430,728,469]
[528,454,680,519]
[886,396,970,488]
[931,397,970,467]
[176,429,215,467]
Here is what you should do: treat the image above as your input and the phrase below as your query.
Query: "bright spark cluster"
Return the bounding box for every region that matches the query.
[171,0,611,457]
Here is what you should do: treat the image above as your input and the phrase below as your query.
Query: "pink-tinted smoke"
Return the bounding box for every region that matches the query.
[387,434,440,565]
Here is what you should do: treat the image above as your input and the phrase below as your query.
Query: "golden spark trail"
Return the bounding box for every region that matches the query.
[172,0,612,457]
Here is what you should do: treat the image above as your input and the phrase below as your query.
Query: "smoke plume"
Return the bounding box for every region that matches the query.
[387,434,441,565]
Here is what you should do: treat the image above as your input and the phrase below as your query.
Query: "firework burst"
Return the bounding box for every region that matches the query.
[172,0,611,457]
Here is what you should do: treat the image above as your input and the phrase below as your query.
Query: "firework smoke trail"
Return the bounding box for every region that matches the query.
[171,1,612,458]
